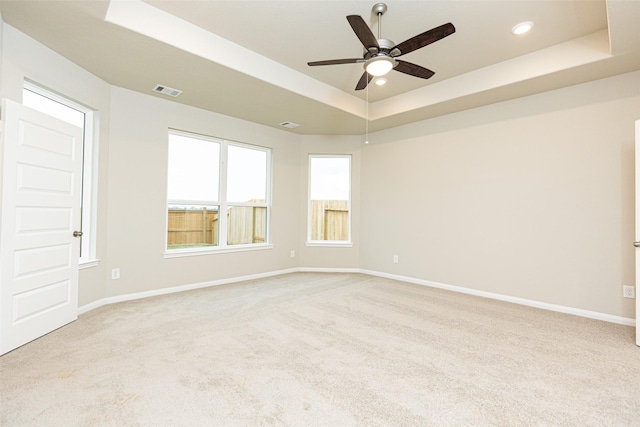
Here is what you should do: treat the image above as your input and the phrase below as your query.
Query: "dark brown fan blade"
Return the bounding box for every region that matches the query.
[308,58,363,66]
[393,23,455,56]
[347,15,379,50]
[355,72,373,91]
[394,60,435,79]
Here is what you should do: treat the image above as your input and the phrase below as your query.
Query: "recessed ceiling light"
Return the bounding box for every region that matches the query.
[512,21,534,35]
[375,78,387,86]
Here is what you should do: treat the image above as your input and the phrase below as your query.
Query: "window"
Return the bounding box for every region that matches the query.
[166,131,271,254]
[22,82,98,268]
[308,155,351,245]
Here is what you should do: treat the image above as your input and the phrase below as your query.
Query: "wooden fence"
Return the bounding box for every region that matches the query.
[167,208,219,247]
[167,206,265,248]
[168,200,347,247]
[226,206,266,245]
[310,200,349,241]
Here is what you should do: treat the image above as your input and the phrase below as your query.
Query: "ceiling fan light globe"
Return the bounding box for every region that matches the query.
[365,56,394,76]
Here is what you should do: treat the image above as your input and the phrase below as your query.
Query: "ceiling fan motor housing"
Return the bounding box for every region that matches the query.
[363,39,401,75]
[364,38,401,57]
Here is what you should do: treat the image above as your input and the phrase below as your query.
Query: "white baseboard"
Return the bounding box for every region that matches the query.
[297,267,360,273]
[79,267,635,327]
[360,269,636,327]
[78,268,298,315]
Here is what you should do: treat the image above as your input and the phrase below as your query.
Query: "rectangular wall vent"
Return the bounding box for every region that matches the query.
[153,84,182,97]
[279,121,300,129]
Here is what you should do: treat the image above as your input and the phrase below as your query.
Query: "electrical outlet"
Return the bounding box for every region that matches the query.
[111,268,120,280]
[290,250,295,258]
[623,285,635,299]
[393,255,399,264]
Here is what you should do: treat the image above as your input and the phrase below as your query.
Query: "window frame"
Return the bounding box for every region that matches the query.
[22,81,100,268]
[164,130,272,257]
[306,154,352,247]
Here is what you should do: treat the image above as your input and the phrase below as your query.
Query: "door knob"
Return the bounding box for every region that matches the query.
[634,241,640,248]
[73,231,83,237]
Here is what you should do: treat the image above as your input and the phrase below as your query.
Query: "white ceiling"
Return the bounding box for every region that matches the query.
[2,0,640,135]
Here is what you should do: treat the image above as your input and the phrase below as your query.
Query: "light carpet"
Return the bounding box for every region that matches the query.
[1,272,639,426]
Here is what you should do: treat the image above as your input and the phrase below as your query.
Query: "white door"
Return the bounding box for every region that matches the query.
[636,120,640,346]
[0,99,83,355]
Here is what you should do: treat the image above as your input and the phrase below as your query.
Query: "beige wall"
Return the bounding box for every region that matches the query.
[360,70,640,318]
[105,87,301,297]
[298,135,362,269]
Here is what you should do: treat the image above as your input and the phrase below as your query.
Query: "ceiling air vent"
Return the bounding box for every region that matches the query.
[153,84,182,97]
[279,121,300,129]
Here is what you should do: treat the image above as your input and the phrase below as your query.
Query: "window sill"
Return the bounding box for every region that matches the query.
[306,241,353,248]
[164,244,273,259]
[79,259,100,269]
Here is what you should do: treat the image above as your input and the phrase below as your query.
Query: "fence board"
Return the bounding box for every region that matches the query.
[310,200,348,241]
[227,206,266,245]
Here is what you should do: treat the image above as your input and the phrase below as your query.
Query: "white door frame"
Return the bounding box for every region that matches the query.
[636,120,640,346]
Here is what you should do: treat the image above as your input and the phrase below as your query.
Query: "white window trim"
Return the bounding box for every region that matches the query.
[307,154,352,245]
[163,243,273,259]
[79,259,101,269]
[23,81,100,268]
[306,242,353,248]
[165,130,272,257]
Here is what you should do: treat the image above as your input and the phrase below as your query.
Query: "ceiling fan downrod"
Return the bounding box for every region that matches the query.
[373,3,387,40]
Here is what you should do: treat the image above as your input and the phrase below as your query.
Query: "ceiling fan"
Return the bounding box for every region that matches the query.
[307,3,455,91]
